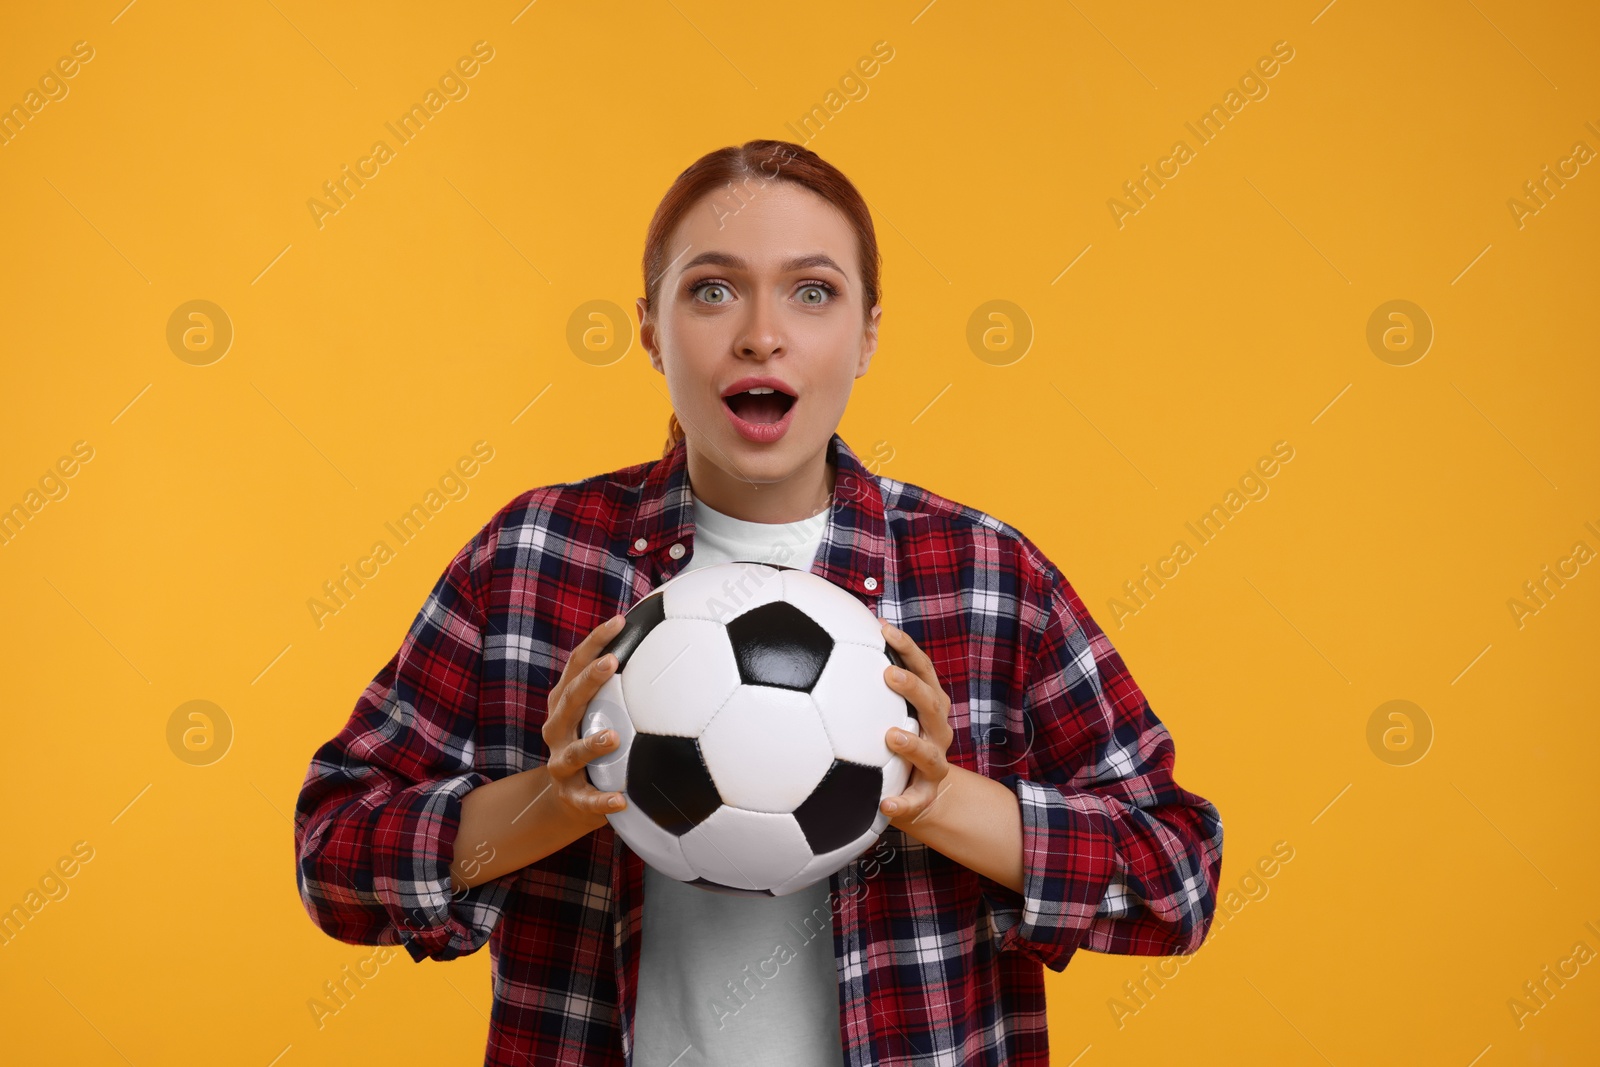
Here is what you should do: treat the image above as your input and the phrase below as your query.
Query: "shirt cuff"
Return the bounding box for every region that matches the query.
[371,772,516,962]
[981,774,1120,972]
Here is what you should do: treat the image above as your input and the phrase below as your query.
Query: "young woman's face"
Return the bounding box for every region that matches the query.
[639,179,880,506]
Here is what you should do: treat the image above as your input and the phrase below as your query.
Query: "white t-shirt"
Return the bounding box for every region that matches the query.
[631,492,844,1067]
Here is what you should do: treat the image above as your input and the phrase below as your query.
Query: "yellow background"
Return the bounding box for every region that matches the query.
[2,0,1596,1063]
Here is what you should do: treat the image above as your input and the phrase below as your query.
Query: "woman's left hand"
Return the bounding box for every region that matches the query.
[877,620,955,832]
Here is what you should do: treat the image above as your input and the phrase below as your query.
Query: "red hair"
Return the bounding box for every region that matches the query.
[640,140,882,458]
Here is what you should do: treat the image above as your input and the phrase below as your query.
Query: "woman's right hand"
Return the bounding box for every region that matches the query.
[541,613,630,832]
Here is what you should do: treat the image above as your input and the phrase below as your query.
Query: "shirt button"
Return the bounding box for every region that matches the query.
[668,543,686,560]
[633,538,648,551]
[863,576,878,591]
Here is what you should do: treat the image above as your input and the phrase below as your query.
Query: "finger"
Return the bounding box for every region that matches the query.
[884,664,943,736]
[551,617,625,724]
[577,614,629,677]
[904,777,954,825]
[881,779,936,819]
[580,612,628,659]
[884,649,953,746]
[880,622,937,686]
[556,646,619,720]
[563,770,627,814]
[886,725,937,776]
[882,627,952,735]
[552,723,619,778]
[553,614,626,693]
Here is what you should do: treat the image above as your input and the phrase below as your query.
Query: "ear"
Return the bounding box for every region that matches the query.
[855,304,883,377]
[637,297,662,373]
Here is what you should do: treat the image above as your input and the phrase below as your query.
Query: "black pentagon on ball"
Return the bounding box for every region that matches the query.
[726,601,834,691]
[626,733,723,836]
[688,876,774,897]
[792,759,883,854]
[599,589,667,670]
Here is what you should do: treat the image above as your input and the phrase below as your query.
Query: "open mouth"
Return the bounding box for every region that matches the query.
[722,389,797,426]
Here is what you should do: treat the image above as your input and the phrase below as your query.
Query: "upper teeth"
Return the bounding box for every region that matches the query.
[746,387,775,395]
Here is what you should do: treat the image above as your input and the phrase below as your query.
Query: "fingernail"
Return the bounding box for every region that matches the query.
[883,800,898,814]
[610,796,623,809]
[889,667,905,683]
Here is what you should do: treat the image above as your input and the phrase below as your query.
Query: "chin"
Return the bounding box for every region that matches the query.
[731,435,802,463]
[722,435,812,479]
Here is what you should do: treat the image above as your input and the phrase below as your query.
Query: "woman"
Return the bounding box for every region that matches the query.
[294,139,1224,1067]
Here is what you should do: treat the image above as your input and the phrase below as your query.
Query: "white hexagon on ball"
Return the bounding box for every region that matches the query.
[662,561,787,624]
[698,686,835,813]
[620,616,741,736]
[607,798,696,882]
[771,824,883,897]
[679,806,813,891]
[811,642,913,767]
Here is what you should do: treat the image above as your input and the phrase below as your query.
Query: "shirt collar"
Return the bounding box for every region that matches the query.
[623,431,889,604]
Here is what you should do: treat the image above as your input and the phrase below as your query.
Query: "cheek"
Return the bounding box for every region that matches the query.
[659,364,712,425]
[658,324,719,385]
[792,386,847,443]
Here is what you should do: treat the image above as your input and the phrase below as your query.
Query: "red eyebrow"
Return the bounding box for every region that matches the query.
[680,251,846,275]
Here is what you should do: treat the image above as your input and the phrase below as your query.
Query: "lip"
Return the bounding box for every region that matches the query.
[719,375,798,399]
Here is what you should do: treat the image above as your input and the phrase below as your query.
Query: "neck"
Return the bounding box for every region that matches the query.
[685,442,836,524]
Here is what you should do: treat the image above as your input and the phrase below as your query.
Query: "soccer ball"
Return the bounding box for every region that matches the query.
[578,560,920,897]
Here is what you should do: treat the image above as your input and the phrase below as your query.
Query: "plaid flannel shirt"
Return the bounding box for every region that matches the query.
[294,431,1224,1066]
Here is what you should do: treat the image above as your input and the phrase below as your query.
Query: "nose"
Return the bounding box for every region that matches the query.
[735,288,783,360]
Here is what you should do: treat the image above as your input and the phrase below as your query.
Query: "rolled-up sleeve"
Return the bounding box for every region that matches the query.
[294,524,517,963]
[979,568,1224,973]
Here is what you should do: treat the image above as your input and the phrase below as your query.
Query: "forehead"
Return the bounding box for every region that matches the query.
[669,180,860,278]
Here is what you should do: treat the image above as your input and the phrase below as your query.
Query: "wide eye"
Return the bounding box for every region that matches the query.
[798,284,833,305]
[693,281,730,304]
